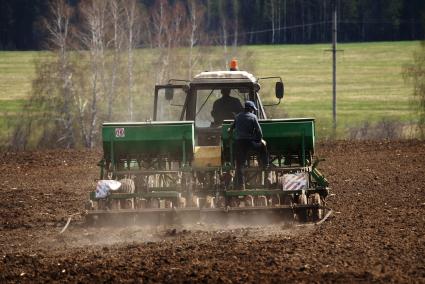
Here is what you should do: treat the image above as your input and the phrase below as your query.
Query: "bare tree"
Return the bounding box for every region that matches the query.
[187,0,206,79]
[104,0,125,121]
[150,0,166,49]
[122,0,143,121]
[266,0,276,44]
[218,0,228,67]
[149,0,187,83]
[277,0,281,43]
[149,0,165,83]
[13,0,215,149]
[78,0,108,148]
[43,0,75,148]
[232,0,239,47]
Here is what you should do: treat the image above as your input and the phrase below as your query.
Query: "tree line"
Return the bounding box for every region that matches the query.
[1,0,424,50]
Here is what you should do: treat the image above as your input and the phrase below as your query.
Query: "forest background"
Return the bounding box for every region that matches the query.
[1,0,425,50]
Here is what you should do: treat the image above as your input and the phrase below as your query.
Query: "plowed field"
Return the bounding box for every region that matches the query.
[1,141,424,283]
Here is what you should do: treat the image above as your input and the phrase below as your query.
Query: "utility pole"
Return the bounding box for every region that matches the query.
[332,0,337,132]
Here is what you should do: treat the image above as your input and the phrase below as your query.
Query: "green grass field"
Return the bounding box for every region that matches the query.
[0,41,420,143]
[248,41,418,136]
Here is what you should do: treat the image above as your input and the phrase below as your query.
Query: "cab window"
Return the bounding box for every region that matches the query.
[155,87,187,121]
[195,88,248,127]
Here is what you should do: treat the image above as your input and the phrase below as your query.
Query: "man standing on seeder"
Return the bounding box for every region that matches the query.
[228,100,269,190]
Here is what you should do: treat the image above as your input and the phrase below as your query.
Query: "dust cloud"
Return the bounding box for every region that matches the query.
[50,218,307,249]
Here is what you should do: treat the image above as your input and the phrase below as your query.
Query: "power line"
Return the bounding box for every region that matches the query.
[204,18,419,41]
[205,21,330,41]
[243,21,330,35]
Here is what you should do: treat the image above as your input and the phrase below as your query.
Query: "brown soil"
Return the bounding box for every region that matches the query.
[0,141,424,283]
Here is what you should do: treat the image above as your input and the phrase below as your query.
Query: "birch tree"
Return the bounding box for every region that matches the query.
[78,0,108,148]
[149,0,169,83]
[43,0,75,148]
[232,0,239,47]
[122,0,143,121]
[187,0,206,79]
[218,0,228,67]
[266,0,277,43]
[105,0,125,121]
[149,0,187,83]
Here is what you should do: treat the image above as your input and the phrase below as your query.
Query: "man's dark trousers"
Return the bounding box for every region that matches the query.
[234,139,268,189]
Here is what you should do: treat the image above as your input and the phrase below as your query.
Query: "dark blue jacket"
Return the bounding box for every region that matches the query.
[231,111,263,141]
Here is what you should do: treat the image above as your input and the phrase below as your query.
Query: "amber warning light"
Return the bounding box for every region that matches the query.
[229,59,238,71]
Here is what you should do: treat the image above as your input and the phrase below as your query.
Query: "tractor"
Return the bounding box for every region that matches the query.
[86,60,329,225]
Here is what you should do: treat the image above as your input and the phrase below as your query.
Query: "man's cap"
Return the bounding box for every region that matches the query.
[245,101,258,111]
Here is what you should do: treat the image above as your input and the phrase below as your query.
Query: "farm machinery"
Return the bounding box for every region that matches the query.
[86,61,330,225]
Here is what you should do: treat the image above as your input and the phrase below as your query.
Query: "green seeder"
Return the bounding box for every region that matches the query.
[86,67,330,225]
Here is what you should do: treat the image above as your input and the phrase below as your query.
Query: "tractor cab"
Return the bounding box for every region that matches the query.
[154,63,284,146]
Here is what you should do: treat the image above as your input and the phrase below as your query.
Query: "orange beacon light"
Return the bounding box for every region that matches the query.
[229,59,238,71]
